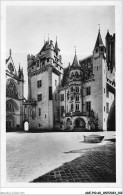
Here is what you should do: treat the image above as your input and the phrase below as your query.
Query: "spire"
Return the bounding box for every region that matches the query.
[72,47,79,67]
[94,26,104,49]
[54,36,60,55]
[48,34,49,43]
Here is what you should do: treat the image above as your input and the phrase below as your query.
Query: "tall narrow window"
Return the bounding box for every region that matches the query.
[86,101,91,113]
[76,96,79,102]
[71,104,73,111]
[76,104,79,111]
[39,108,41,116]
[49,86,52,100]
[60,94,64,101]
[86,87,91,95]
[106,102,109,113]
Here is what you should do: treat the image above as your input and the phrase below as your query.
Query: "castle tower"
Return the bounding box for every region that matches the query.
[27,38,63,130]
[93,28,107,130]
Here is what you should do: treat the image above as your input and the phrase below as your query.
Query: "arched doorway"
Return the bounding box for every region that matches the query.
[66,118,71,130]
[6,115,15,130]
[24,121,29,132]
[75,118,85,128]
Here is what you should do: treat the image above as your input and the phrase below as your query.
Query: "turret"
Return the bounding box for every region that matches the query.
[54,37,60,56]
[69,50,82,81]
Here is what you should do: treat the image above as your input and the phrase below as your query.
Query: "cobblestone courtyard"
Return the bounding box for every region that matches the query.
[6,131,116,183]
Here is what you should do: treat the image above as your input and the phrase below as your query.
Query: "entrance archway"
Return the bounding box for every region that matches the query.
[75,118,85,128]
[24,121,29,132]
[66,118,71,129]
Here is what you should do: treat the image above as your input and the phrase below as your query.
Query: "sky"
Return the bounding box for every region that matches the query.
[6,4,115,98]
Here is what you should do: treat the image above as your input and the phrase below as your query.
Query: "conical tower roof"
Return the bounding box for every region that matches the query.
[54,37,60,55]
[72,52,79,68]
[94,29,104,49]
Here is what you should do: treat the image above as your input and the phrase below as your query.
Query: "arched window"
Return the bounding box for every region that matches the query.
[76,87,79,93]
[6,102,15,113]
[6,79,18,99]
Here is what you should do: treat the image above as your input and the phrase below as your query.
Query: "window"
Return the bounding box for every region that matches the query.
[6,102,14,112]
[106,102,109,113]
[47,58,49,63]
[32,66,34,70]
[55,80,57,86]
[71,104,73,111]
[76,104,79,111]
[76,96,79,102]
[45,114,46,118]
[104,106,105,112]
[37,80,42,88]
[6,79,18,99]
[61,106,64,116]
[107,90,109,98]
[86,87,91,95]
[39,124,41,127]
[97,66,98,71]
[71,95,73,101]
[37,94,42,101]
[76,87,79,93]
[39,108,41,116]
[71,87,73,92]
[61,94,64,101]
[49,86,52,100]
[104,88,105,93]
[86,101,91,113]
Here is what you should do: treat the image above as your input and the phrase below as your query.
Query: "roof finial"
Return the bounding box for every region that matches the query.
[56,36,57,41]
[74,46,76,54]
[98,24,100,32]
[9,48,12,56]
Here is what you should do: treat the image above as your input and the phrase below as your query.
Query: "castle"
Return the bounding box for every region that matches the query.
[6,29,115,131]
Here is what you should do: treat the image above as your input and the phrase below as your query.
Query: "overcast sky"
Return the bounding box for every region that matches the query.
[6,4,115,98]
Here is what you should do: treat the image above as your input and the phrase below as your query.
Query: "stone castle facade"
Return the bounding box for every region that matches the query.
[6,50,24,131]
[6,29,115,131]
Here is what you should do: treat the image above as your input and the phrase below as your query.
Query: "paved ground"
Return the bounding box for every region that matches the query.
[6,131,116,183]
[31,142,116,183]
